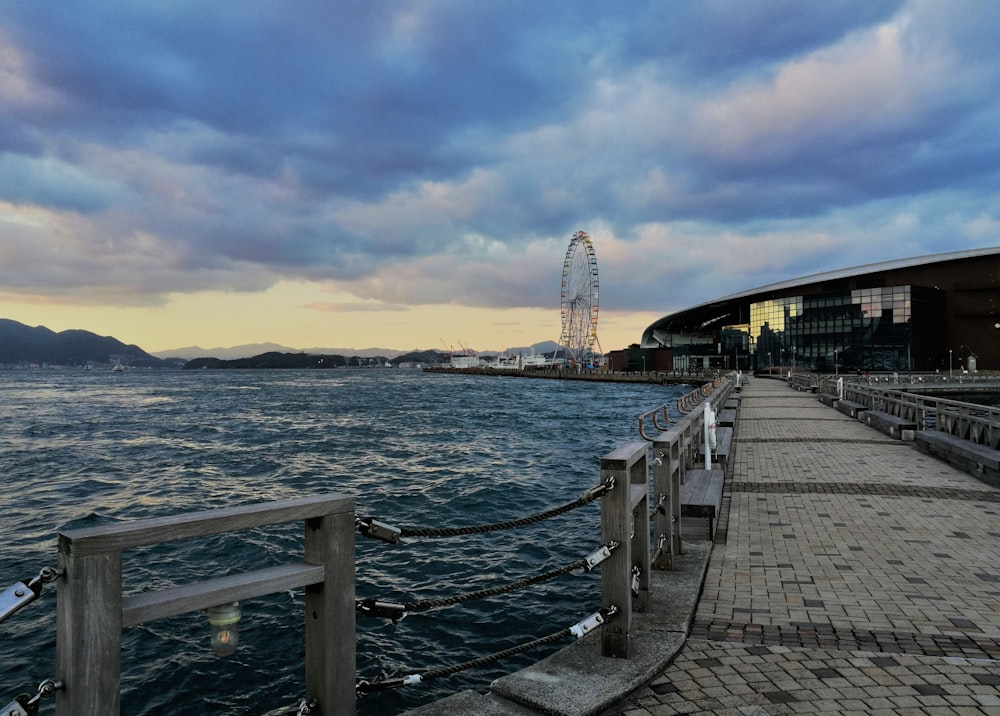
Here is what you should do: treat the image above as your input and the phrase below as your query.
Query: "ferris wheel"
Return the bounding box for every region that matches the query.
[559,230,602,366]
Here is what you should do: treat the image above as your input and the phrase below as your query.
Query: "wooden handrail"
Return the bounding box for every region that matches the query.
[56,493,356,716]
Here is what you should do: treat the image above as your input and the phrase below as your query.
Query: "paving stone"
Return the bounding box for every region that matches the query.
[597,380,1000,716]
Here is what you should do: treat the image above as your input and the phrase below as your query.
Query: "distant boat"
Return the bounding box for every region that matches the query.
[520,350,548,368]
[111,359,125,372]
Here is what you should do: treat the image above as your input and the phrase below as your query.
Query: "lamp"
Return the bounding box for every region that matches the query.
[206,602,241,656]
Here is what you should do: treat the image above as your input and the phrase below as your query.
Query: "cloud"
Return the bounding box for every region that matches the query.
[0,0,997,329]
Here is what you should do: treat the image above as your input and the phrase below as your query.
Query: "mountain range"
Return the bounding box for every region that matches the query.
[0,318,177,368]
[0,318,560,367]
[153,340,560,361]
[152,342,408,360]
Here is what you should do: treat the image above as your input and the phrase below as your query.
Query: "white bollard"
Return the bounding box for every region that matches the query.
[703,402,715,469]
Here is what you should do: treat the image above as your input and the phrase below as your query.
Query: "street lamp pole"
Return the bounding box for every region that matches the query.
[949,349,953,378]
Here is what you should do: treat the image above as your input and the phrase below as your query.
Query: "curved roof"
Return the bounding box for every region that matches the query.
[642,245,1000,342]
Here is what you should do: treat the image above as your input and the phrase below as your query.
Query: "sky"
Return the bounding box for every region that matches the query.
[1,1,999,354]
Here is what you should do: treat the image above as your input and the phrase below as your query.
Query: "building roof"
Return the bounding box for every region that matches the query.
[642,245,1000,341]
[700,245,999,308]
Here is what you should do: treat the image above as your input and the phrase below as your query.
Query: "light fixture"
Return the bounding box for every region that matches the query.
[206,602,241,656]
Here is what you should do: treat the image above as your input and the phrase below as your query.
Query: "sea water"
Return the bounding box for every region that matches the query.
[0,368,686,715]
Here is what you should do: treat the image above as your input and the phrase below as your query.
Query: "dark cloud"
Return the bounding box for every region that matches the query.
[0,0,998,317]
[623,0,906,74]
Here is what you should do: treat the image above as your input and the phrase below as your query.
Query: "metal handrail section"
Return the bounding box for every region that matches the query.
[55,493,357,716]
[787,372,819,391]
[817,378,1000,450]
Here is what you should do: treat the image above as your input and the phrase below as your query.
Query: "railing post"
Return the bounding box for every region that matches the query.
[652,429,684,567]
[305,511,356,715]
[56,550,122,715]
[629,450,650,615]
[599,441,648,659]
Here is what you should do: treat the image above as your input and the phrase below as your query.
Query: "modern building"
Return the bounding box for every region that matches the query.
[639,246,1000,374]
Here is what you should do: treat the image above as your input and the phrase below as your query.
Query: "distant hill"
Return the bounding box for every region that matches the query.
[153,343,407,360]
[0,319,175,368]
[184,350,454,370]
[0,321,570,369]
[157,340,561,362]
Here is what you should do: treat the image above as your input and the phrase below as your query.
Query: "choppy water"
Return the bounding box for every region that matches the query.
[0,368,686,715]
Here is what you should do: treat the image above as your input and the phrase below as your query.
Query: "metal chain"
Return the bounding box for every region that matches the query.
[263,698,315,716]
[403,557,589,612]
[420,627,572,681]
[397,479,613,538]
[356,607,619,696]
[357,542,618,621]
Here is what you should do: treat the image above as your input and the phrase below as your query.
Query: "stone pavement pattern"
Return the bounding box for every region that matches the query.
[601,378,1000,715]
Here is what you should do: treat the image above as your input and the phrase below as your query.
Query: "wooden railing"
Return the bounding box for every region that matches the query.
[598,442,649,659]
[56,494,356,716]
[641,377,736,569]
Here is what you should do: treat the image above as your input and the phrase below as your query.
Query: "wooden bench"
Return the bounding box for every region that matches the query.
[864,410,917,440]
[724,398,739,411]
[697,426,733,469]
[681,468,724,539]
[914,431,1000,488]
[818,393,838,408]
[717,409,737,428]
[834,399,867,419]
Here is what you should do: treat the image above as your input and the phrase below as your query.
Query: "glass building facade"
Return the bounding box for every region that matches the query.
[642,248,999,374]
[739,284,944,373]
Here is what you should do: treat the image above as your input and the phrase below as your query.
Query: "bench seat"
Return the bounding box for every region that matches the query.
[697,426,733,468]
[817,393,838,407]
[834,399,867,419]
[681,468,725,539]
[915,431,1000,488]
[717,409,737,428]
[864,410,917,440]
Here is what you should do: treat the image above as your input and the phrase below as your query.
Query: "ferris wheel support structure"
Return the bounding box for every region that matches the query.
[558,230,602,367]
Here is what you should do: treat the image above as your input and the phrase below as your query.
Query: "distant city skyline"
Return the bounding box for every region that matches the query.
[1,2,997,352]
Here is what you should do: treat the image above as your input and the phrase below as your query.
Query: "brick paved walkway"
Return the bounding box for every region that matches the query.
[601,378,1000,715]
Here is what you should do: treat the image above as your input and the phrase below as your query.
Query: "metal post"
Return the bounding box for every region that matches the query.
[703,402,713,470]
[652,429,684,566]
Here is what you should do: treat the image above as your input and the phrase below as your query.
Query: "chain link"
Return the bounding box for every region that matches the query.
[397,479,612,538]
[356,542,619,620]
[356,606,619,697]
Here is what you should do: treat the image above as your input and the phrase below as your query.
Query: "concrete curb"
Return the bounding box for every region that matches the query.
[401,540,713,716]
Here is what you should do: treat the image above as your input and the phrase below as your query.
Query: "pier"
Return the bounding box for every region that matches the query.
[604,376,1000,714]
[422,366,716,386]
